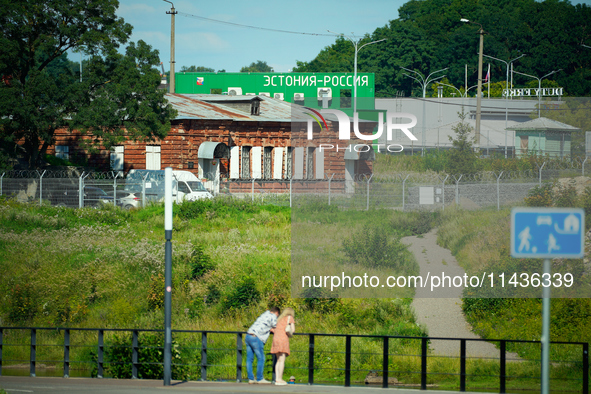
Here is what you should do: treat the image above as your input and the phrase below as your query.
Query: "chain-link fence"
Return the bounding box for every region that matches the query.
[0,170,164,209]
[1,160,589,210]
[219,160,590,210]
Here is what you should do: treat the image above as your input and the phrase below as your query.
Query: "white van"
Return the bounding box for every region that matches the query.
[172,170,213,202]
[122,170,212,208]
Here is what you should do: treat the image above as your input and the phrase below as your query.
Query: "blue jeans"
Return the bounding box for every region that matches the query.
[245,334,265,381]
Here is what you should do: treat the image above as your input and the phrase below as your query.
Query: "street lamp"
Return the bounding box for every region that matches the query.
[401,67,448,155]
[437,83,462,97]
[483,53,525,99]
[483,53,525,157]
[437,82,480,98]
[464,84,480,96]
[328,31,386,113]
[461,18,485,150]
[163,0,177,94]
[400,67,448,98]
[512,69,562,118]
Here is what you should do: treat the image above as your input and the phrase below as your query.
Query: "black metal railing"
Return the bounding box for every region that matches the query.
[0,326,588,392]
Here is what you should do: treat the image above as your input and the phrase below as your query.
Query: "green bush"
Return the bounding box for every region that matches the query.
[423,150,447,173]
[524,183,553,207]
[300,287,341,313]
[188,245,215,280]
[177,197,262,220]
[554,184,577,207]
[462,298,511,317]
[8,282,37,323]
[186,297,206,319]
[220,277,260,312]
[205,283,221,305]
[342,225,414,272]
[177,199,212,219]
[391,211,439,235]
[97,332,190,380]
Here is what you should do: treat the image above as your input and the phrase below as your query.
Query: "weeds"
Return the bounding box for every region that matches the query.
[0,190,589,389]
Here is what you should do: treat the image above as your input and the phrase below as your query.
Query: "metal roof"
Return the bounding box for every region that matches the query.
[506,117,580,132]
[167,93,308,122]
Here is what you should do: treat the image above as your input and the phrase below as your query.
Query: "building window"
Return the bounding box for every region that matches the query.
[241,146,251,178]
[146,145,161,170]
[263,147,272,179]
[306,147,315,180]
[251,100,260,116]
[285,147,293,179]
[55,145,69,161]
[110,146,124,171]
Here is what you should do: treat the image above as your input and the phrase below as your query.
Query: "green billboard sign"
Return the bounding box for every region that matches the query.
[174,72,375,105]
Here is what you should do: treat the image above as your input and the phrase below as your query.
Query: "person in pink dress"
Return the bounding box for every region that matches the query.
[270,307,295,385]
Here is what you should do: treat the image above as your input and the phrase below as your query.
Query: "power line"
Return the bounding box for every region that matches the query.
[178,11,336,37]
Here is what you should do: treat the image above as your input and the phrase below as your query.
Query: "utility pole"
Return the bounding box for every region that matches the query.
[476,25,484,150]
[461,18,485,151]
[164,1,177,94]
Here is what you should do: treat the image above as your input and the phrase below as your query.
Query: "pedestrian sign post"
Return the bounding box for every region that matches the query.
[511,207,585,394]
[511,208,585,259]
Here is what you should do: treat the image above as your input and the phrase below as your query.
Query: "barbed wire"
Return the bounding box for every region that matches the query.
[0,164,585,186]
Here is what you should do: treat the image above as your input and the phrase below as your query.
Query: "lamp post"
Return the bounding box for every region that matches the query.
[483,53,525,157]
[401,67,448,155]
[460,18,485,150]
[401,67,448,98]
[437,85,443,149]
[328,31,386,114]
[437,83,462,98]
[163,0,177,94]
[512,69,562,118]
[163,167,173,386]
[437,82,481,98]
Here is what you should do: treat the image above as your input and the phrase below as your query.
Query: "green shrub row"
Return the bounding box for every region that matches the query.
[374,150,586,175]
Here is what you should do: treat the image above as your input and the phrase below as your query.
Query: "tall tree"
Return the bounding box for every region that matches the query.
[240,61,273,73]
[293,0,591,97]
[0,0,176,168]
[446,108,477,175]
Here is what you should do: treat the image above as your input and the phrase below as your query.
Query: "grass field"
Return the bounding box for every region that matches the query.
[0,187,589,389]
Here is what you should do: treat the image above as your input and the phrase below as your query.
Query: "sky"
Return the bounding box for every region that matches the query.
[114,0,591,74]
[116,0,407,73]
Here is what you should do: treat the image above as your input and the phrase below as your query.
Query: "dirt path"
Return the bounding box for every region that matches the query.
[401,228,520,359]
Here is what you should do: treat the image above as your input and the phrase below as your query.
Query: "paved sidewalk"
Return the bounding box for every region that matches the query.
[402,229,520,360]
[0,376,495,394]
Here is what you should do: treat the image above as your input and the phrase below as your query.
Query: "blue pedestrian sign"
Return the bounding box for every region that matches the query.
[511,207,585,259]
